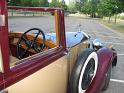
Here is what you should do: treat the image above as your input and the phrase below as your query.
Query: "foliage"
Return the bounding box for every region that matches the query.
[30,0,39,7]
[40,0,49,7]
[75,2,82,12]
[9,0,49,7]
[61,3,68,11]
[49,1,68,11]
[81,2,92,15]
[20,0,32,6]
[97,0,124,23]
[9,0,21,6]
[49,1,60,8]
[80,0,99,17]
[119,0,124,10]
[97,0,123,17]
[78,0,124,18]
[91,0,99,17]
[8,0,124,18]
[68,3,77,13]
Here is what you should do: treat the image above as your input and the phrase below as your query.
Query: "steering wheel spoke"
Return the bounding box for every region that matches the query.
[20,47,30,59]
[33,31,40,42]
[33,47,41,53]
[21,36,31,47]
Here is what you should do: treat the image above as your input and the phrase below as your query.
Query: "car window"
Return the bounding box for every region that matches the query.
[8,9,58,67]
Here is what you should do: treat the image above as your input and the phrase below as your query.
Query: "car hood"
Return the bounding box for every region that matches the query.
[45,31,89,48]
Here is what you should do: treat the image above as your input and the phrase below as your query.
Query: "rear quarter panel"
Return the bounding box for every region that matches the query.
[68,41,88,76]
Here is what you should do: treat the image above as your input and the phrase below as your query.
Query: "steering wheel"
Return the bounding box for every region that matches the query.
[17,28,46,59]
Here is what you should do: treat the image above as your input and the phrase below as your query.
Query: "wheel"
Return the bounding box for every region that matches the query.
[70,48,98,93]
[17,28,46,59]
[101,64,112,91]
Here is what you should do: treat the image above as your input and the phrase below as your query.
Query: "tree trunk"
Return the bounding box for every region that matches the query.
[108,16,111,23]
[115,14,117,24]
[108,13,111,23]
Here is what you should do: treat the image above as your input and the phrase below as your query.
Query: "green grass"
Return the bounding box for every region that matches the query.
[98,19,124,35]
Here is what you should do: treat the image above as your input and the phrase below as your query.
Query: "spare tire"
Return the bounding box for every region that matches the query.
[70,48,98,93]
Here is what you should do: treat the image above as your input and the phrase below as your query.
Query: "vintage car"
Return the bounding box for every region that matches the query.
[0,0,117,93]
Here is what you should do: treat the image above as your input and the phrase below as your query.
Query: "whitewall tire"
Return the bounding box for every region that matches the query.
[70,49,98,93]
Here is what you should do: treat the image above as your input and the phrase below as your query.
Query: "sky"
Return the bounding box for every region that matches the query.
[48,0,70,5]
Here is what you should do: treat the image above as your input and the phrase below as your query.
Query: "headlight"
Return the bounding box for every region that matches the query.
[92,39,104,50]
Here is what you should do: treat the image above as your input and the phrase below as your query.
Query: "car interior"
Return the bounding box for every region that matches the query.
[9,28,57,66]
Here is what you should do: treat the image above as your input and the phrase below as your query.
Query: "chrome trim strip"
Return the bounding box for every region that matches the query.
[0,15,5,26]
[0,46,4,72]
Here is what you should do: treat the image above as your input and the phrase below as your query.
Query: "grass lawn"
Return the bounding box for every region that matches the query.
[98,19,124,35]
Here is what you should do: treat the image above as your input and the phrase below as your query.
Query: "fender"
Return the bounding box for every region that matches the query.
[85,47,113,93]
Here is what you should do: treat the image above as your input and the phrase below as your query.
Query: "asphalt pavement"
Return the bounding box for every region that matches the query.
[8,16,124,93]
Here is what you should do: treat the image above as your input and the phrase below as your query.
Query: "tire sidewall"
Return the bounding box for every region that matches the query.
[78,51,98,93]
[70,49,98,93]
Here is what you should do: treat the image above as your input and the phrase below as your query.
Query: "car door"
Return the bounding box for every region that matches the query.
[0,1,68,93]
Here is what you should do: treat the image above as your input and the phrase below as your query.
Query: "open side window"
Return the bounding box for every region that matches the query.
[8,9,59,67]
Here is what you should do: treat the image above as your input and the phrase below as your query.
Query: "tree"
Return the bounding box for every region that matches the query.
[81,2,92,15]
[68,3,77,13]
[91,0,99,18]
[20,0,32,6]
[30,0,39,7]
[118,0,124,12]
[97,0,124,23]
[75,2,83,12]
[9,0,21,6]
[49,0,68,11]
[80,0,99,18]
[39,0,49,7]
[98,0,116,22]
[49,1,60,8]
[9,0,49,7]
[60,3,68,11]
